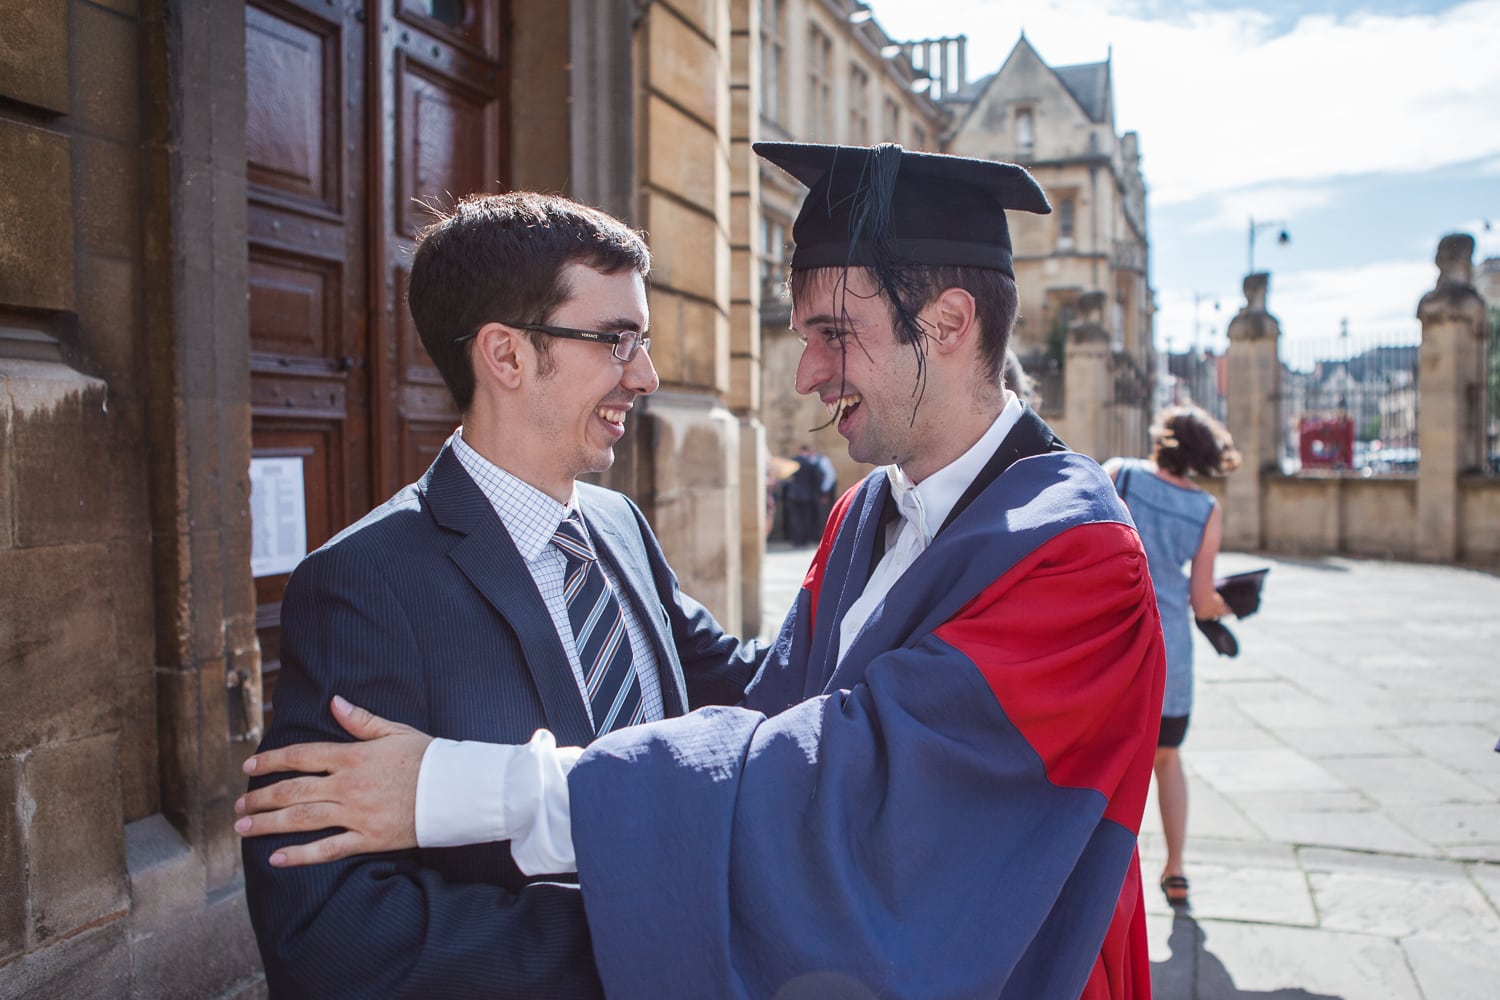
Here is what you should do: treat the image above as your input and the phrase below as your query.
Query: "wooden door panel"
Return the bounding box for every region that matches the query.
[400,417,456,486]
[393,264,443,382]
[397,55,497,238]
[249,252,339,362]
[245,3,339,209]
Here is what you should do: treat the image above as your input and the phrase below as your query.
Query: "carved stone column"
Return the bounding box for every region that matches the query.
[1063,291,1111,460]
[1224,273,1282,551]
[1416,233,1487,562]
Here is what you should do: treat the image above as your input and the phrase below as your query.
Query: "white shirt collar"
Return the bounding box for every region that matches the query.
[450,428,580,561]
[884,390,1024,545]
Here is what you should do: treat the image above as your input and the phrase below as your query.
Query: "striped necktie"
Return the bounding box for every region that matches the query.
[552,512,645,735]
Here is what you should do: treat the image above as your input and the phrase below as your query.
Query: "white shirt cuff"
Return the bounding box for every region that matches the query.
[414,729,582,875]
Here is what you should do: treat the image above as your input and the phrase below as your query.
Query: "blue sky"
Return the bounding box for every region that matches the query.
[868,0,1500,352]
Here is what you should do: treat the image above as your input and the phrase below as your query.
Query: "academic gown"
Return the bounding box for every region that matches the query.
[568,427,1166,1000]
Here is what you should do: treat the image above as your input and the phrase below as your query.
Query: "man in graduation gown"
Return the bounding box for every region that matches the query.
[237,142,1166,999]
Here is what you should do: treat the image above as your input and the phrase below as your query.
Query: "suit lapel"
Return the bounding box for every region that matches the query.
[420,447,595,746]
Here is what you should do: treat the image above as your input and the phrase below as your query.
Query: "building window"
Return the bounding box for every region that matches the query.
[848,65,870,144]
[761,215,789,303]
[761,0,785,125]
[1015,106,1034,158]
[882,96,900,143]
[912,122,927,150]
[1057,196,1075,248]
[808,25,833,138]
[411,0,469,28]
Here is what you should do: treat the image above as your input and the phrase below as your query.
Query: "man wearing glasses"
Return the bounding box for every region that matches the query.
[240,191,766,998]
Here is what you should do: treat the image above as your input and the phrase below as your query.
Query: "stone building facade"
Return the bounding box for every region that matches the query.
[754,0,946,502]
[944,34,1154,459]
[1,1,763,995]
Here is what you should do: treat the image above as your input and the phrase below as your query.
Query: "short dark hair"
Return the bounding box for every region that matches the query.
[407,192,651,411]
[1151,405,1241,477]
[788,263,1019,385]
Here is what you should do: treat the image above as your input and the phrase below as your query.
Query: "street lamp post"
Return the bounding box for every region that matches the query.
[1248,216,1291,274]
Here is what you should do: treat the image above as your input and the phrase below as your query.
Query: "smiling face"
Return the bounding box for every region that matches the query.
[519,262,657,497]
[791,267,929,473]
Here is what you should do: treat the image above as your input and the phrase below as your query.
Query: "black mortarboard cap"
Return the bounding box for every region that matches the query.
[753,141,1051,280]
[1215,568,1270,619]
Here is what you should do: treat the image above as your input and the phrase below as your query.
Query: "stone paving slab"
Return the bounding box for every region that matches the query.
[1468,861,1500,910]
[1275,727,1418,759]
[1317,755,1495,805]
[1147,914,1423,1000]
[1400,937,1500,1000]
[1301,849,1500,943]
[1241,802,1440,857]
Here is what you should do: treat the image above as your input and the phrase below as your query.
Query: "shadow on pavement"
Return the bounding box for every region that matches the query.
[1151,912,1344,1000]
[1251,555,1351,573]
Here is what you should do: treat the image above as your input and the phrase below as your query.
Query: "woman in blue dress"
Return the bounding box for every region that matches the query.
[1105,404,1239,907]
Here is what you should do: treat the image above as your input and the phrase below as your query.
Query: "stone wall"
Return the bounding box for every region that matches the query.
[1,2,262,997]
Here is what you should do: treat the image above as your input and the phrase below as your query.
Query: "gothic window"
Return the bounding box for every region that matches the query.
[849,65,870,144]
[809,25,833,137]
[761,0,785,125]
[1015,106,1034,158]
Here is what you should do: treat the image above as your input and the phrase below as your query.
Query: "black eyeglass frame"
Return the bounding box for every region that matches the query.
[458,321,651,363]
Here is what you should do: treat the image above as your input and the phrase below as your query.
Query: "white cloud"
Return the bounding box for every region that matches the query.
[1186,183,1342,237]
[865,1,1499,359]
[873,0,1500,204]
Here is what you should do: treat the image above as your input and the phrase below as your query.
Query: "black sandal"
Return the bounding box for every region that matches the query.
[1160,874,1190,907]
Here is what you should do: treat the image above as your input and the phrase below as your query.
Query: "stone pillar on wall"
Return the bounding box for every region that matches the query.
[1063,291,1111,460]
[1224,272,1282,552]
[628,1,744,631]
[1416,233,1488,563]
[728,0,767,636]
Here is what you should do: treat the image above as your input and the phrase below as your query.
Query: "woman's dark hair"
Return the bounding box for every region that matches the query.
[407,192,651,412]
[1150,404,1241,477]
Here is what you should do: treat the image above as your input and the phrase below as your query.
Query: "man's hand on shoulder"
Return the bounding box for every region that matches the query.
[235,695,430,866]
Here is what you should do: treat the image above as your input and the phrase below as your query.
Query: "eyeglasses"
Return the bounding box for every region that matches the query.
[502,322,652,363]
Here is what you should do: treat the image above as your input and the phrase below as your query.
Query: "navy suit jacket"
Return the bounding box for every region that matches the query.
[243,443,763,999]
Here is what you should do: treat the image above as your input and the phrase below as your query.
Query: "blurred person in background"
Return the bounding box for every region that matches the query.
[1104,404,1240,907]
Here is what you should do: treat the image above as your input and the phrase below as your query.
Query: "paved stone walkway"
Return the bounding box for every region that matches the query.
[759,544,1500,999]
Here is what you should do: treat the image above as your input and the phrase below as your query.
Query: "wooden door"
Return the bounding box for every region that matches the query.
[246,0,373,718]
[373,0,509,493]
[246,0,510,723]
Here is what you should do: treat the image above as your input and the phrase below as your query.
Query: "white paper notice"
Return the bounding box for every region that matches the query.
[250,457,308,577]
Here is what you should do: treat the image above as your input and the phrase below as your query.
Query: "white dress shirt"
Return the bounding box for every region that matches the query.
[418,396,1024,871]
